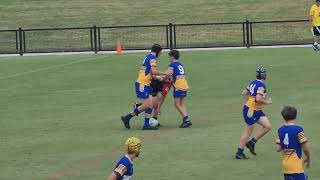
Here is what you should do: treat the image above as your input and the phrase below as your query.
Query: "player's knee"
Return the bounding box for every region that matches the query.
[265,123,272,131]
[174,101,180,108]
[241,132,250,139]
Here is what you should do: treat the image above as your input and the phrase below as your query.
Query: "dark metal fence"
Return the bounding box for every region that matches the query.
[0,20,312,55]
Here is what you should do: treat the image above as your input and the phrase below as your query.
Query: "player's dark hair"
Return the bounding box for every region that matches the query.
[256,67,267,80]
[281,106,298,121]
[168,49,180,60]
[151,44,162,57]
[317,0,320,3]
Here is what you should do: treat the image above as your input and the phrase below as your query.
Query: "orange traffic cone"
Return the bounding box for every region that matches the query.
[116,40,123,55]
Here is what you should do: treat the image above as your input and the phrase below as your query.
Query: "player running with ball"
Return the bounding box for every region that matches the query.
[235,67,272,159]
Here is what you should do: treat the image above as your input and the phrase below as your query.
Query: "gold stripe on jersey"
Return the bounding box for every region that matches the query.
[257,87,265,95]
[298,132,308,144]
[137,67,152,88]
[114,164,127,176]
[150,59,157,67]
[246,97,263,110]
[174,76,189,90]
[282,152,304,174]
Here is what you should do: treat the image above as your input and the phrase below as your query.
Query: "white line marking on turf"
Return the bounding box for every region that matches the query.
[0,56,104,79]
[0,45,311,58]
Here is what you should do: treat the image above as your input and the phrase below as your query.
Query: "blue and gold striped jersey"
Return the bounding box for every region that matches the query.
[277,124,308,174]
[169,60,189,91]
[136,53,157,87]
[113,155,133,180]
[246,80,266,110]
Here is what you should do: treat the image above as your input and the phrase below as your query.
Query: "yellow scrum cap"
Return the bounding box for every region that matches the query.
[125,137,142,154]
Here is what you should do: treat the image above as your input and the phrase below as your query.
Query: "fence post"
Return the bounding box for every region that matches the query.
[249,22,253,46]
[173,24,176,49]
[90,27,93,51]
[245,20,250,48]
[15,30,19,54]
[242,22,246,47]
[93,25,98,54]
[97,27,101,51]
[18,28,23,56]
[169,23,173,49]
[166,25,169,48]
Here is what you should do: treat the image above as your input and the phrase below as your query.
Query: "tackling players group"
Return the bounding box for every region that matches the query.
[110,3,320,178]
[108,44,312,180]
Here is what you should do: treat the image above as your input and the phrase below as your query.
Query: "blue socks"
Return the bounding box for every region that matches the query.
[237,148,244,155]
[144,108,152,127]
[134,107,140,116]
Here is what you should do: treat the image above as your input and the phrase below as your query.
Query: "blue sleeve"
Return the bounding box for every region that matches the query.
[113,159,130,177]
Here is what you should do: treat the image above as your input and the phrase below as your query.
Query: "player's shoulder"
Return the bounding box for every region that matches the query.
[278,124,304,133]
[116,156,132,168]
[254,80,266,88]
[171,60,183,66]
[250,79,262,85]
[311,4,317,9]
[146,53,156,60]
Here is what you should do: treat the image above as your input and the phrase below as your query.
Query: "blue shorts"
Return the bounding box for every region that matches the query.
[243,105,266,125]
[284,173,308,180]
[135,82,152,99]
[173,88,187,98]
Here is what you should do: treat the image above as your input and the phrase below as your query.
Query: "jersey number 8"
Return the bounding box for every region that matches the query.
[178,65,185,75]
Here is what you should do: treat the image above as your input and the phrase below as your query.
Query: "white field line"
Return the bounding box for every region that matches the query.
[0,45,311,58]
[0,56,104,79]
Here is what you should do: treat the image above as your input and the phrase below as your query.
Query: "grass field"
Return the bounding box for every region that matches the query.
[0,0,313,29]
[0,47,319,180]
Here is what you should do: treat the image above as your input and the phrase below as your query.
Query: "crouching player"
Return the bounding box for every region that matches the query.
[276,106,311,180]
[150,76,173,124]
[108,137,142,180]
[132,75,173,127]
[236,67,272,159]
[167,50,192,128]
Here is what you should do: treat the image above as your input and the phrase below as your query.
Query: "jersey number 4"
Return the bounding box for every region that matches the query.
[283,133,289,147]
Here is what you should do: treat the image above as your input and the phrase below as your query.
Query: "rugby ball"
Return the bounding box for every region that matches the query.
[149,118,159,127]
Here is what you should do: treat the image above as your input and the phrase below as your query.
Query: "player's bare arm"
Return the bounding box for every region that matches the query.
[275,138,282,152]
[153,75,165,81]
[242,87,250,101]
[108,164,127,180]
[255,87,272,105]
[302,142,311,168]
[151,63,172,76]
[107,172,118,180]
[310,16,313,27]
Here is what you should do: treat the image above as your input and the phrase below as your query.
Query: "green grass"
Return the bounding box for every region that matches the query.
[0,0,313,29]
[0,48,319,179]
